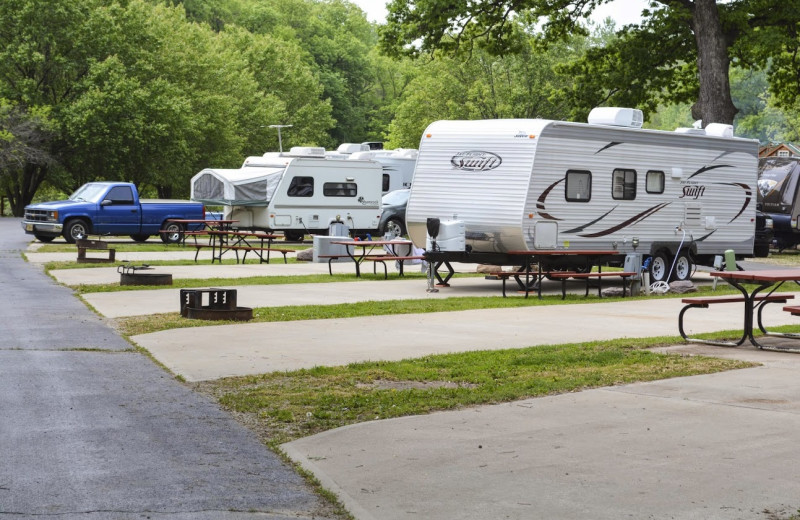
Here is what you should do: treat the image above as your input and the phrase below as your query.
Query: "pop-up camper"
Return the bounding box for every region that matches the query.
[406,108,759,282]
[191,147,383,240]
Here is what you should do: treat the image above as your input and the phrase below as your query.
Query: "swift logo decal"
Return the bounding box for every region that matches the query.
[679,185,706,199]
[451,151,502,171]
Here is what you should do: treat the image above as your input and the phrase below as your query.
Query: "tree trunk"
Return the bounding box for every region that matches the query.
[2,163,49,216]
[689,0,738,126]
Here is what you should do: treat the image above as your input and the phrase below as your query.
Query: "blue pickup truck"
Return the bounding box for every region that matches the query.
[21,182,205,243]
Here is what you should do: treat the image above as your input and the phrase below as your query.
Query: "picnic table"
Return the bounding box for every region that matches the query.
[505,249,619,298]
[678,269,800,352]
[328,239,423,278]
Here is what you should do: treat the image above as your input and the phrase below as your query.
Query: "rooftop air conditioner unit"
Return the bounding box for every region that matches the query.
[587,107,644,128]
[704,123,734,138]
[288,146,326,157]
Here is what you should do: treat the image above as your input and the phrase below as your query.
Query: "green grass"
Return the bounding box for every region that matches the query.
[191,337,753,446]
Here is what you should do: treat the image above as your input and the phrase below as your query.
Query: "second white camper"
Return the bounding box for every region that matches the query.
[406,109,760,282]
[191,147,383,240]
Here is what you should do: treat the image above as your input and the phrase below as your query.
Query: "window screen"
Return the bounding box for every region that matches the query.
[565,170,591,202]
[612,169,636,200]
[646,170,665,194]
[323,182,357,197]
[382,174,390,192]
[287,176,314,197]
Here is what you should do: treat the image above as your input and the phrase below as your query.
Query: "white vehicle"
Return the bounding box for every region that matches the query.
[406,108,760,282]
[191,147,383,241]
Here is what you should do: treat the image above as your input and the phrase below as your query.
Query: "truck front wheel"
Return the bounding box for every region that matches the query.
[64,219,89,244]
[35,235,55,243]
[160,222,183,244]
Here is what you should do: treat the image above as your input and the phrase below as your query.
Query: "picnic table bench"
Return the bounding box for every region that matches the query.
[76,239,116,264]
[486,269,638,298]
[678,293,795,347]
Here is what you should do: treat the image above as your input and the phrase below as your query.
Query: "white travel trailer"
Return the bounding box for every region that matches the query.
[349,148,417,193]
[406,108,760,282]
[191,147,383,241]
[328,143,418,193]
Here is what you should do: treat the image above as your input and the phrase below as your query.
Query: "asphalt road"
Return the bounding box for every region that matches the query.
[0,218,336,519]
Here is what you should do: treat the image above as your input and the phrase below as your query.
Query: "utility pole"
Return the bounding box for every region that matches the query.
[269,124,293,152]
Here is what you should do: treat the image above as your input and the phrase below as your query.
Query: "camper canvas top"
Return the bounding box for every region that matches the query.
[406,109,758,281]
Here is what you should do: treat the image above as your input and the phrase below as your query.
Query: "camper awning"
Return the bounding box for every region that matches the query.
[190,167,284,206]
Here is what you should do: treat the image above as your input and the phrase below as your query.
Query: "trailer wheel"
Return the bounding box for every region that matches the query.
[672,251,693,281]
[35,235,55,243]
[160,222,183,244]
[130,234,150,243]
[63,219,89,244]
[649,251,671,283]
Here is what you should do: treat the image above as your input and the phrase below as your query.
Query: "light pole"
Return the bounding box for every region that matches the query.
[269,124,293,152]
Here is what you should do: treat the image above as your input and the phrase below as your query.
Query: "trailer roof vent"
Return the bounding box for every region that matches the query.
[288,146,326,157]
[587,107,643,128]
[704,123,734,138]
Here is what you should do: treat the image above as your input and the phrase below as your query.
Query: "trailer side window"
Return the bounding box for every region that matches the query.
[612,169,636,200]
[646,170,665,194]
[382,174,390,192]
[287,176,314,197]
[565,170,591,202]
[323,182,358,197]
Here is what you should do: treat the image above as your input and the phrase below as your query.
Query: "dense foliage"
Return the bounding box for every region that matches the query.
[1,0,798,215]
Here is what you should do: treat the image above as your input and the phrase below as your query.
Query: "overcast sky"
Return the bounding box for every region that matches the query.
[351,0,649,26]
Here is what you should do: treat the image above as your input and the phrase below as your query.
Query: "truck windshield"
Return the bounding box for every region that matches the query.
[69,184,108,203]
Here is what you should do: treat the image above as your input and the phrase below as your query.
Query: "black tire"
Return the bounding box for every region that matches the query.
[35,235,55,243]
[63,219,89,244]
[284,231,305,242]
[672,250,693,281]
[130,234,150,243]
[160,222,183,244]
[754,242,770,258]
[649,251,671,283]
[382,217,406,237]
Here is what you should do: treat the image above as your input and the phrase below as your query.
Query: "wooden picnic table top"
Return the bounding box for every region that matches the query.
[710,269,800,283]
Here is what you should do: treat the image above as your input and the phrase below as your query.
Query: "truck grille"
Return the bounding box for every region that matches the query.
[25,209,53,222]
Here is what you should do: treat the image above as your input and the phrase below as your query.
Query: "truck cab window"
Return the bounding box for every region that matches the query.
[565,170,591,202]
[323,182,358,197]
[287,176,314,197]
[104,186,135,205]
[612,169,636,200]
[646,170,665,194]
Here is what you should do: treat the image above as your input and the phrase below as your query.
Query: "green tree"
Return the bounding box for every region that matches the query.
[386,22,589,147]
[381,0,800,127]
[0,102,55,215]
[0,0,106,213]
